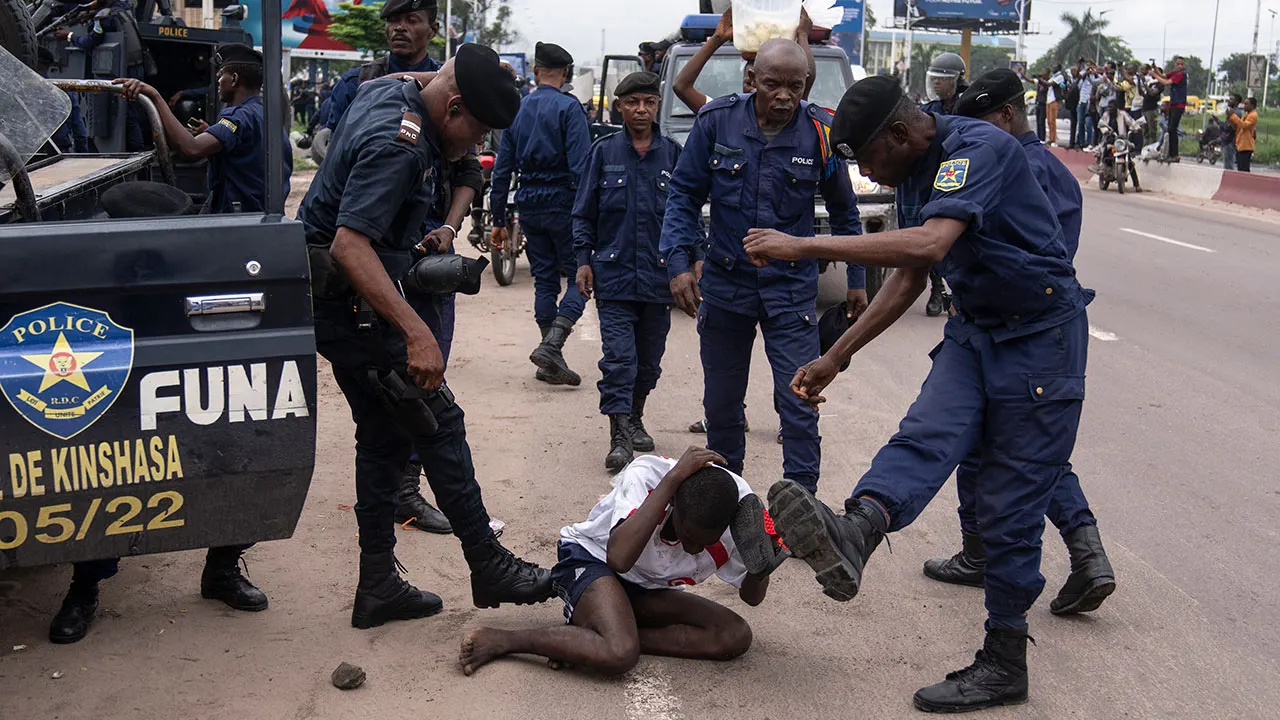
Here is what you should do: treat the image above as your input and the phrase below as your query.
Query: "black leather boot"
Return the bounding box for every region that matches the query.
[605,414,634,472]
[201,547,269,612]
[629,392,654,452]
[913,625,1030,713]
[767,480,883,602]
[534,326,554,383]
[49,580,99,644]
[1050,524,1116,615]
[465,534,554,609]
[351,552,443,629]
[923,529,987,588]
[395,461,453,534]
[529,316,581,386]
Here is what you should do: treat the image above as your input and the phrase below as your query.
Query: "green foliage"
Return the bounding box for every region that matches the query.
[453,0,519,49]
[327,2,388,55]
[969,45,1013,79]
[1163,55,1209,98]
[1031,10,1132,73]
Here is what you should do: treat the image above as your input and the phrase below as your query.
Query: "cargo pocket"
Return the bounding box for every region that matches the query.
[993,374,1086,464]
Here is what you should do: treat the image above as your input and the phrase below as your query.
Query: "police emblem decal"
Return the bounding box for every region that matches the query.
[934,158,969,192]
[0,302,135,440]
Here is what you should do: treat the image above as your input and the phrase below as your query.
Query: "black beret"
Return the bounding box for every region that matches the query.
[639,42,658,54]
[954,69,1024,119]
[455,43,522,130]
[379,0,437,19]
[214,42,263,68]
[534,42,573,69]
[615,71,660,98]
[100,181,192,218]
[831,75,904,158]
[818,303,853,372]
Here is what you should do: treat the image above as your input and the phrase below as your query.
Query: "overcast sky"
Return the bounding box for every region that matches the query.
[486,0,1274,70]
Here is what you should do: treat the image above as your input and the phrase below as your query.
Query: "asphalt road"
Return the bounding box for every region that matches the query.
[1,183,1278,719]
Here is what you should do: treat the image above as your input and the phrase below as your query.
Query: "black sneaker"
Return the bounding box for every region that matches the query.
[465,534,554,609]
[913,625,1030,713]
[767,481,883,601]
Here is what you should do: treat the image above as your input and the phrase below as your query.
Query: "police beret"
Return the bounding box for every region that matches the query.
[831,75,904,158]
[100,181,192,218]
[534,42,573,69]
[379,0,437,19]
[615,71,661,97]
[455,43,522,129]
[818,303,852,372]
[954,69,1024,119]
[639,42,658,54]
[214,42,263,68]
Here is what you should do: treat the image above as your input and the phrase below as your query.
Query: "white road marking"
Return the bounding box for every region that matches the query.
[624,664,684,720]
[1088,324,1119,342]
[1120,227,1216,253]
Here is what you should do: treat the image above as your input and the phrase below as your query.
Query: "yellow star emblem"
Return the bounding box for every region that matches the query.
[20,332,104,393]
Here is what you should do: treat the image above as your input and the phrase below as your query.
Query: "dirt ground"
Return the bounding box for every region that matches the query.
[2,175,1278,720]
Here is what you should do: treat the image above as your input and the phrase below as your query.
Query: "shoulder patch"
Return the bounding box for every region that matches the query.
[934,159,969,192]
[397,112,422,145]
[217,117,238,133]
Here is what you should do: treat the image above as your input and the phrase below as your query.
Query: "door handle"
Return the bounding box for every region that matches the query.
[185,292,265,316]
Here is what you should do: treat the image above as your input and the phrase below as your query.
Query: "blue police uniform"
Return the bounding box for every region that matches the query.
[70,0,148,151]
[490,84,592,329]
[951,130,1093,541]
[659,93,863,492]
[919,95,962,308]
[325,55,441,132]
[50,90,89,153]
[849,115,1092,628]
[203,95,293,213]
[297,77,494,555]
[572,129,683,416]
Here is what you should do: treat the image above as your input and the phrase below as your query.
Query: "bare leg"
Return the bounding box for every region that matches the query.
[460,576,640,677]
[631,589,753,661]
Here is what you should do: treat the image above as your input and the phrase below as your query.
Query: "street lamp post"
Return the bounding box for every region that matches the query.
[1016,0,1027,62]
[1266,9,1277,108]
[1205,0,1222,131]
[1163,21,1176,65]
[1096,10,1112,65]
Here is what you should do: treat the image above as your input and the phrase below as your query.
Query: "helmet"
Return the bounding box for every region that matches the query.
[926,51,966,102]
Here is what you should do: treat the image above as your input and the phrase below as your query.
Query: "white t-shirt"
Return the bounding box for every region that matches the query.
[1048,72,1065,104]
[559,455,754,590]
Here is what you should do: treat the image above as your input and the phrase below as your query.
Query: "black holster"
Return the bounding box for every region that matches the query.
[365,369,456,437]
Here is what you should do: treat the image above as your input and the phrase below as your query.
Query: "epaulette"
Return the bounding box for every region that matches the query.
[698,93,743,115]
[806,102,835,125]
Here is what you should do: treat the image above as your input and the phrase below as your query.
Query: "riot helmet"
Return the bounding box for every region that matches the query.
[926,51,966,102]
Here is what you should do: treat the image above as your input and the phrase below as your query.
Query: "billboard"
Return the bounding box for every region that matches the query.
[894,0,1030,24]
[239,0,371,57]
[831,0,865,67]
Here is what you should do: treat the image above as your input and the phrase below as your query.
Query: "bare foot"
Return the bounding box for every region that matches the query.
[459,627,512,676]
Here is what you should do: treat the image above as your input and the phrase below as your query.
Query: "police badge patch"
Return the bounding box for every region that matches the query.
[934,158,969,192]
[0,302,135,440]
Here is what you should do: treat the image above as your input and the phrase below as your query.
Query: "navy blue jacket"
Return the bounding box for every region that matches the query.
[572,129,686,304]
[659,94,864,317]
[326,55,441,132]
[1018,131,1083,260]
[204,95,293,214]
[489,84,591,225]
[895,115,1090,341]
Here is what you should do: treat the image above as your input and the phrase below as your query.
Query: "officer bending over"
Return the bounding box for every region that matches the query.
[48,182,269,645]
[572,72,686,472]
[297,45,554,629]
[747,75,1094,712]
[921,69,1115,616]
[117,43,291,214]
[53,0,150,151]
[659,39,863,495]
[490,42,592,387]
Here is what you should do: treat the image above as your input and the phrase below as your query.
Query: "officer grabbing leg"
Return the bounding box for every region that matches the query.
[746,76,1095,712]
[489,42,591,386]
[297,46,554,629]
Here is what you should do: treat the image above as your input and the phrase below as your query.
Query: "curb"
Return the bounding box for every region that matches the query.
[1047,147,1279,210]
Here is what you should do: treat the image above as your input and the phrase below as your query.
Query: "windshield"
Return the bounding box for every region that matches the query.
[668,54,848,117]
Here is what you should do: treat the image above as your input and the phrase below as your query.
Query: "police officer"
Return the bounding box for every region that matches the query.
[747,75,1093,712]
[489,42,591,386]
[116,43,291,214]
[296,45,554,629]
[53,0,149,151]
[49,182,267,645]
[659,39,864,495]
[918,51,967,318]
[922,70,1114,617]
[36,47,89,154]
[571,72,682,472]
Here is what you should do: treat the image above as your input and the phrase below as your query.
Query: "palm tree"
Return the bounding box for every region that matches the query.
[1055,10,1110,66]
[909,43,940,99]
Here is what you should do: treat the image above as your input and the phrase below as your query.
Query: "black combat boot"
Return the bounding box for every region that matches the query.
[731,494,789,577]
[605,414,635,472]
[395,461,453,534]
[201,547,269,612]
[49,580,100,644]
[1050,524,1116,615]
[767,480,883,602]
[534,326,554,383]
[923,529,987,588]
[465,534,555,609]
[529,316,581,386]
[351,552,444,629]
[629,392,655,452]
[913,625,1030,713]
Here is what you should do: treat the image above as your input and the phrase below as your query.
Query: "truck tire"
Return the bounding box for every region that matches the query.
[0,0,38,69]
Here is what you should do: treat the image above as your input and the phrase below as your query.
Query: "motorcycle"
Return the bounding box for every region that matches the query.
[1094,123,1141,194]
[466,150,525,286]
[1196,118,1225,165]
